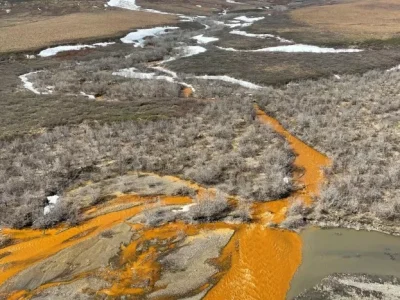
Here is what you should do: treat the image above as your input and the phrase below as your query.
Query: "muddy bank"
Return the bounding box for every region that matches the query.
[295,273,400,300]
[288,227,400,299]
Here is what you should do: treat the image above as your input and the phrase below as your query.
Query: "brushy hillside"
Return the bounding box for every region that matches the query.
[0,99,294,229]
[257,69,400,231]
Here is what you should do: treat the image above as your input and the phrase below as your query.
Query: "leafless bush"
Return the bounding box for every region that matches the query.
[188,191,230,222]
[257,69,400,228]
[0,97,294,229]
[100,230,114,239]
[0,234,12,248]
[169,184,196,197]
[280,198,310,230]
[32,202,80,229]
[232,200,253,222]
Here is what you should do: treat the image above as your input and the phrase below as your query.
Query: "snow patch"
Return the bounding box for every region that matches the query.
[19,71,53,95]
[387,64,400,72]
[113,67,194,92]
[113,67,175,82]
[192,34,219,44]
[150,66,178,78]
[44,195,60,215]
[120,27,178,47]
[227,0,245,3]
[217,44,363,53]
[194,75,262,89]
[234,16,264,23]
[80,91,96,99]
[172,204,195,213]
[107,0,176,14]
[38,42,114,57]
[163,46,207,63]
[230,30,293,43]
[39,45,94,57]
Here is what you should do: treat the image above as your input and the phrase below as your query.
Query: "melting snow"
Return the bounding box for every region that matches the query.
[80,91,96,99]
[19,71,53,95]
[107,0,172,14]
[194,75,262,89]
[172,204,195,213]
[234,16,264,23]
[387,64,400,72]
[38,42,115,57]
[39,45,94,57]
[113,67,175,82]
[120,27,178,47]
[163,46,207,62]
[230,30,293,43]
[192,34,219,44]
[151,66,178,78]
[44,195,60,215]
[113,67,194,91]
[217,44,363,53]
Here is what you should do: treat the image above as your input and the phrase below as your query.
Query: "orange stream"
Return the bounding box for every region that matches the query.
[203,107,330,300]
[0,107,330,300]
[0,196,191,297]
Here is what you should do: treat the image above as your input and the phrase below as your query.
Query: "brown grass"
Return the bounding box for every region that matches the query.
[136,0,265,15]
[0,11,178,53]
[291,0,400,41]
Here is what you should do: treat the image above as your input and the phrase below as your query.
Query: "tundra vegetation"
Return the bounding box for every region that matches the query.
[1,0,399,236]
[257,70,400,231]
[0,97,294,229]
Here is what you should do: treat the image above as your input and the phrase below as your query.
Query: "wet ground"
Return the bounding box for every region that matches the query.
[288,227,400,299]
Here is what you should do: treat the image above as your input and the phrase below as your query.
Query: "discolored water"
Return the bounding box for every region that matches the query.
[287,227,400,299]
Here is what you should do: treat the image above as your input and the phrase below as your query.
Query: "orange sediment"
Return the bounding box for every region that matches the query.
[255,106,331,205]
[0,108,330,300]
[204,225,302,300]
[204,107,330,300]
[0,195,191,291]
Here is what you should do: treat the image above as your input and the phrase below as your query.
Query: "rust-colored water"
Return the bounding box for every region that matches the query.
[203,107,330,300]
[0,195,191,295]
[0,108,330,300]
[204,225,302,300]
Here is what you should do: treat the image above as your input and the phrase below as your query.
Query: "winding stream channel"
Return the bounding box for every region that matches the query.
[0,106,331,299]
[5,5,400,297]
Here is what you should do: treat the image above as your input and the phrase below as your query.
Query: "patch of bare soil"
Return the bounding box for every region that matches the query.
[0,10,178,53]
[0,223,133,293]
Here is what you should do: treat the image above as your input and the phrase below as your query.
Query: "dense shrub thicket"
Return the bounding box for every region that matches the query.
[258,70,400,227]
[0,99,294,228]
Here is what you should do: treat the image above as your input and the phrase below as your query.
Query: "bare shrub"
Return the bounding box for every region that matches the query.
[0,98,294,229]
[169,184,196,197]
[100,230,114,239]
[256,69,400,228]
[188,191,230,222]
[143,200,178,227]
[232,200,253,222]
[32,202,80,229]
[0,235,12,248]
[280,198,310,230]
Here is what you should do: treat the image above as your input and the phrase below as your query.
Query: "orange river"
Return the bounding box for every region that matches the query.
[0,107,330,300]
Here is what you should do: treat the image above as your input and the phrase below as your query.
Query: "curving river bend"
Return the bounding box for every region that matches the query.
[0,107,398,300]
